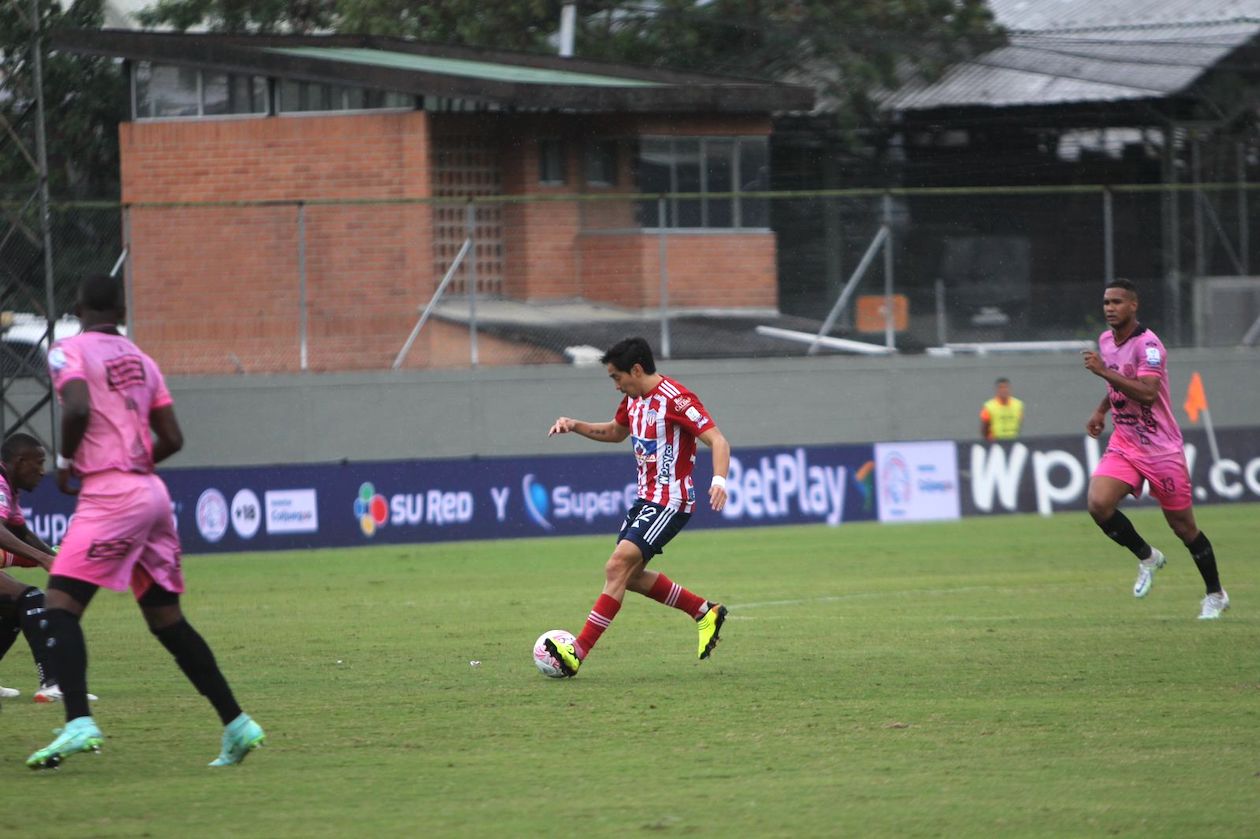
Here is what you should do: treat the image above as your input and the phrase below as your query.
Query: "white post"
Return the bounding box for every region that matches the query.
[467,201,479,368]
[559,3,577,58]
[298,202,308,371]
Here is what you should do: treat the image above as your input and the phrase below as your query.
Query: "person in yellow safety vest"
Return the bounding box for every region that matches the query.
[980,377,1024,441]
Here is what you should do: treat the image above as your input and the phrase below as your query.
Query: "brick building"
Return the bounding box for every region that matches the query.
[55,30,812,374]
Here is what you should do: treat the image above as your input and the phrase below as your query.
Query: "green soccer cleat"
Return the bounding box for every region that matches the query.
[544,636,582,677]
[26,716,104,770]
[209,713,266,767]
[696,603,728,660]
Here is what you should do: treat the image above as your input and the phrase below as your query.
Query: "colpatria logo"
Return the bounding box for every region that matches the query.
[522,474,553,531]
[354,482,389,536]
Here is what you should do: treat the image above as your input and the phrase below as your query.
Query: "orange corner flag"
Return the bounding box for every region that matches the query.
[1184,371,1209,423]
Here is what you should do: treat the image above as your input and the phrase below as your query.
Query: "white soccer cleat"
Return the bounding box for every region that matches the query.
[1198,590,1230,620]
[1132,548,1166,598]
[0,684,19,698]
[33,684,99,704]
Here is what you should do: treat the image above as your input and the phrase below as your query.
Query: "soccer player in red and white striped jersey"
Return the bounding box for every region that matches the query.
[545,337,731,675]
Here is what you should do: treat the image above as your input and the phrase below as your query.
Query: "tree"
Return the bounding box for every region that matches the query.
[1,0,127,315]
[136,0,1003,122]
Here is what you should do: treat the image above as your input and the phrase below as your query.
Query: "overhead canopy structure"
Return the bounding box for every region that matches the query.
[881,0,1260,123]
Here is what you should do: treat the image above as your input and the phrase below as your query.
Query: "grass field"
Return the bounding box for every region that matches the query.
[1,504,1257,837]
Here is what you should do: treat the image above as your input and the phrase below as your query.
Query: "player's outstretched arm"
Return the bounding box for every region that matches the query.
[0,524,55,569]
[548,417,629,443]
[698,427,730,512]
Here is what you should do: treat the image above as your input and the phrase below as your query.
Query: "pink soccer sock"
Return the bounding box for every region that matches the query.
[646,573,708,620]
[574,594,622,659]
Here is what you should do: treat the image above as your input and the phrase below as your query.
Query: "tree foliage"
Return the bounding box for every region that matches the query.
[1,0,126,200]
[137,0,1003,119]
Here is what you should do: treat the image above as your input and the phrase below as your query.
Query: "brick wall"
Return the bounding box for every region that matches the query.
[122,113,448,373]
[577,231,778,311]
[121,109,780,374]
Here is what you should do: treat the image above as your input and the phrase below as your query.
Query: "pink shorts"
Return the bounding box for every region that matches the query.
[1093,448,1193,511]
[52,471,185,597]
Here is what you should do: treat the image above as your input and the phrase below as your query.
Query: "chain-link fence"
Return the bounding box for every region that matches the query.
[8,183,1260,377]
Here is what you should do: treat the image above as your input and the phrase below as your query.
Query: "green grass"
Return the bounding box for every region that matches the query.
[2,504,1258,837]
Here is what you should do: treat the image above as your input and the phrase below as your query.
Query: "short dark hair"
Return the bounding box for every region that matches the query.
[995,377,1010,386]
[601,337,656,374]
[1107,278,1138,297]
[1,432,45,463]
[78,273,124,313]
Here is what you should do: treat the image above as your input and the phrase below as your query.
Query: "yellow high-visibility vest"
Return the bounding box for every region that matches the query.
[981,397,1024,440]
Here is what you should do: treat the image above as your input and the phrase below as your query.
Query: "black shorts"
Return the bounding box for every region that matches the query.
[617,500,691,561]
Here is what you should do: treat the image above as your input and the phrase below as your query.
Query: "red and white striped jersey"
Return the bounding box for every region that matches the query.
[613,375,715,513]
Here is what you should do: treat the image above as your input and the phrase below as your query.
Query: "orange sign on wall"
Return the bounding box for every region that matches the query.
[856,294,908,332]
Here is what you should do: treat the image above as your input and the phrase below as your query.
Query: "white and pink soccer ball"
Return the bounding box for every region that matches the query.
[533,629,575,678]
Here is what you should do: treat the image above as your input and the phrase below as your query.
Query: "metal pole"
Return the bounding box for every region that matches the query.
[935,278,947,346]
[882,193,895,351]
[30,0,57,448]
[119,206,132,335]
[658,196,670,359]
[1238,141,1250,276]
[809,226,888,355]
[1192,137,1207,347]
[298,202,308,371]
[1165,125,1182,345]
[1103,187,1114,286]
[467,200,479,368]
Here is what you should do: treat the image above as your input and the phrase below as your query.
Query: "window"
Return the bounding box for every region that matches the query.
[134,62,266,118]
[633,136,770,229]
[132,62,412,119]
[585,140,618,186]
[538,139,566,185]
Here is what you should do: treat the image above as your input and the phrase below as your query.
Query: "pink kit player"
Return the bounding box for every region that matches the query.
[1081,279,1228,620]
[26,274,265,770]
[543,337,732,676]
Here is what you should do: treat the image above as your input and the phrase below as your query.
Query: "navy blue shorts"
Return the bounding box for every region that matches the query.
[617,500,691,561]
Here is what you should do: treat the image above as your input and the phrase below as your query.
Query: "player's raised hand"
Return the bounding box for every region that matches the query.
[548,417,576,436]
[1081,350,1104,376]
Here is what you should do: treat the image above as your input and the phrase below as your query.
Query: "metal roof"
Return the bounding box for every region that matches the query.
[989,0,1260,32]
[882,2,1260,115]
[263,46,663,88]
[53,29,813,114]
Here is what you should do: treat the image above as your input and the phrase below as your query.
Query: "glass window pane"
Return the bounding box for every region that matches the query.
[738,138,770,228]
[635,138,672,226]
[674,139,701,228]
[539,139,565,184]
[344,87,366,110]
[586,140,617,186]
[150,64,199,117]
[202,71,229,115]
[134,62,152,118]
[705,139,734,228]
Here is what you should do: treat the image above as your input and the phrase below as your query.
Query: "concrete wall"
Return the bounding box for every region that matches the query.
[149,348,1260,467]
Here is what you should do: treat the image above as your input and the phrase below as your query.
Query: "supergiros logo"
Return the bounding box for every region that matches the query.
[354,482,389,536]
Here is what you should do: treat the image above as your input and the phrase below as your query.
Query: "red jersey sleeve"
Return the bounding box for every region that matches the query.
[614,397,631,428]
[666,389,714,437]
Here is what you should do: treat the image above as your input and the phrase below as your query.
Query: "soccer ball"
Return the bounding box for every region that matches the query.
[533,629,576,678]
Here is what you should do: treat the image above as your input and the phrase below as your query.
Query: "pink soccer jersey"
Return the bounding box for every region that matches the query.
[1097,326,1183,457]
[47,330,173,476]
[614,375,714,513]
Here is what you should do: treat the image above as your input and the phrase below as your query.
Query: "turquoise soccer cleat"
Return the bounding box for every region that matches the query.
[26,716,104,770]
[209,713,266,766]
